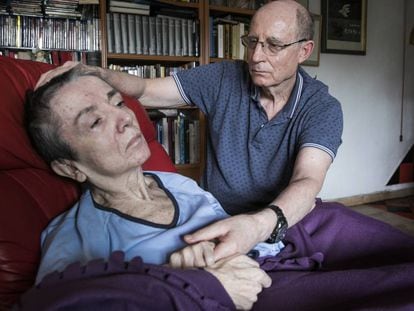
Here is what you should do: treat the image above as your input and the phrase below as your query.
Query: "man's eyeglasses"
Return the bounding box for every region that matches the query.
[241,35,308,55]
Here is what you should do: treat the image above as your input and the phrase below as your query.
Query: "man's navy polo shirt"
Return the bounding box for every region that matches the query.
[173,61,343,215]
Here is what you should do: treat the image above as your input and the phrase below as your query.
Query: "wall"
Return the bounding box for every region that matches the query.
[302,0,414,200]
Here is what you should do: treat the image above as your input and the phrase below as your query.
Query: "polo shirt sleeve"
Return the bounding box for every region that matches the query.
[298,96,343,161]
[172,62,227,115]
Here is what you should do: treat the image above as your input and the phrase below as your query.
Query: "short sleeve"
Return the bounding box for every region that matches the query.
[298,97,343,160]
[173,62,228,115]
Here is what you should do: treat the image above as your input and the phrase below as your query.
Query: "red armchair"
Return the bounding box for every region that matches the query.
[0,56,176,310]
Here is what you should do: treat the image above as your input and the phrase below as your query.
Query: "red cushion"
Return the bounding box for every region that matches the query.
[0,56,176,308]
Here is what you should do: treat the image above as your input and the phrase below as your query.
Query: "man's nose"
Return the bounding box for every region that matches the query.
[250,41,267,61]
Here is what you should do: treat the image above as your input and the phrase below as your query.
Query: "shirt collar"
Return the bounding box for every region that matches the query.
[250,70,303,120]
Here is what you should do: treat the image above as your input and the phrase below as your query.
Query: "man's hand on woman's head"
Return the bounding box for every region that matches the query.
[35,61,105,90]
[205,254,272,310]
[35,61,79,90]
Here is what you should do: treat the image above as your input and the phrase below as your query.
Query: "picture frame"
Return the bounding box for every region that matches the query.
[321,0,367,55]
[303,14,321,66]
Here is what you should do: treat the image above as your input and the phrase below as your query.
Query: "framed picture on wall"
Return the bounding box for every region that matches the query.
[303,14,321,66]
[321,0,367,55]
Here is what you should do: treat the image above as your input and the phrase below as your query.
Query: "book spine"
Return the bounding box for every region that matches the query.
[155,17,162,56]
[149,16,156,55]
[161,18,169,56]
[112,13,122,53]
[141,15,149,55]
[120,14,129,54]
[168,18,175,56]
[181,19,188,56]
[127,14,136,54]
[106,13,114,53]
[187,18,194,56]
[135,15,142,54]
[174,19,182,56]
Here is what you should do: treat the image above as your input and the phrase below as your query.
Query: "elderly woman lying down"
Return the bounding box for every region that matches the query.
[25,66,282,310]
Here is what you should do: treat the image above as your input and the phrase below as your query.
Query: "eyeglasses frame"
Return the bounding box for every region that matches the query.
[240,35,308,55]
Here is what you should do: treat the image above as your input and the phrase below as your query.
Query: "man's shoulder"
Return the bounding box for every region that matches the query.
[299,67,340,105]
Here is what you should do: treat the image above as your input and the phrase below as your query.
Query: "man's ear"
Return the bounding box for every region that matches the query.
[299,40,315,64]
[51,159,87,183]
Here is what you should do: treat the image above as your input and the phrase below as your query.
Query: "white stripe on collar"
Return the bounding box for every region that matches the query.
[289,72,303,119]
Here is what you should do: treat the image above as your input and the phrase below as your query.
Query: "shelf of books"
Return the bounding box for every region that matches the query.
[99,0,206,182]
[147,107,205,181]
[0,0,101,65]
[206,1,256,62]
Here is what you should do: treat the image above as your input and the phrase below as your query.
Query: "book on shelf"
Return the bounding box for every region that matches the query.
[135,15,143,54]
[155,17,162,55]
[148,16,156,55]
[120,13,129,54]
[147,109,199,165]
[168,17,175,56]
[127,14,136,54]
[109,6,150,15]
[106,13,114,53]
[161,17,169,56]
[141,15,149,54]
[0,14,100,52]
[107,12,198,56]
[112,13,122,53]
[109,0,150,10]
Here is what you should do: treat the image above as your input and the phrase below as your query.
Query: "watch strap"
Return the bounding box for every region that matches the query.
[265,205,288,244]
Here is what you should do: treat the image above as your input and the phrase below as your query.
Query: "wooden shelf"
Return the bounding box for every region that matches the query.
[107,53,200,63]
[208,5,255,16]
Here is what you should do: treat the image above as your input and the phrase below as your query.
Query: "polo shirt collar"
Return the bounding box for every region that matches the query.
[250,70,304,120]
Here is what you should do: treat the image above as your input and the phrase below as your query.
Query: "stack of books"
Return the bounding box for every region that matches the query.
[106,13,199,56]
[209,15,249,59]
[148,109,200,165]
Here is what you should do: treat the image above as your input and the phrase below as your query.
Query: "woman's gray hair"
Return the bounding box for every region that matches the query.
[25,66,100,164]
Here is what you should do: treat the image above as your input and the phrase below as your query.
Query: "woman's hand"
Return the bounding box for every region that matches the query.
[205,255,272,310]
[168,241,215,269]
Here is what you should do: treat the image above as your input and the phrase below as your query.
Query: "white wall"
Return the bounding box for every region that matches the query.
[303,0,414,200]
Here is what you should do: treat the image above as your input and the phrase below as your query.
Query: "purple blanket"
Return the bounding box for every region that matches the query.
[14,201,414,310]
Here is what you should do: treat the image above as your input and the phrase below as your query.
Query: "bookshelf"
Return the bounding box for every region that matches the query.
[0,2,101,65]
[98,0,258,182]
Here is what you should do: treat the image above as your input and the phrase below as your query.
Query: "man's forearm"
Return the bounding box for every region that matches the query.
[98,67,146,99]
[98,67,186,108]
[272,176,321,227]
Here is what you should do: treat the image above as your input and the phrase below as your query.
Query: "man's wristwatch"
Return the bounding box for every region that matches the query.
[265,205,288,244]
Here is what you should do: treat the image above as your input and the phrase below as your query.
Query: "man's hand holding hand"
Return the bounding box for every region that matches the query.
[184,212,275,261]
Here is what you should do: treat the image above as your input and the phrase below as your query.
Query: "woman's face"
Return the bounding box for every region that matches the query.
[50,75,150,179]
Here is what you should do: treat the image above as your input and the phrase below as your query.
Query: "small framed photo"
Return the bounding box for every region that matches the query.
[321,0,367,55]
[303,14,321,66]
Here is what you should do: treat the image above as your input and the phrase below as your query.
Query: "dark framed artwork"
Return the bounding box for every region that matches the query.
[321,0,367,55]
[303,14,321,66]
